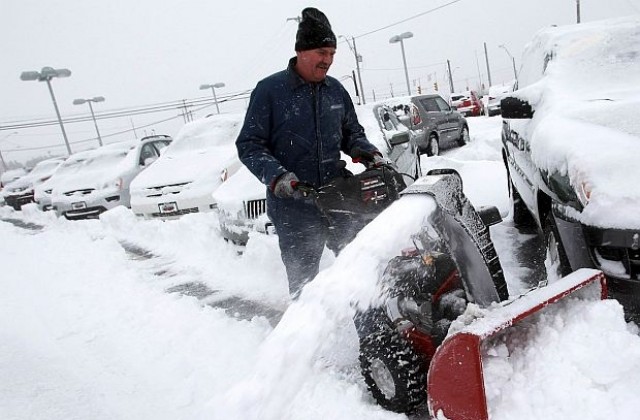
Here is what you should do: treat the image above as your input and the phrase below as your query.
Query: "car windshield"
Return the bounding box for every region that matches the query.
[83,150,129,170]
[29,160,62,177]
[450,95,465,101]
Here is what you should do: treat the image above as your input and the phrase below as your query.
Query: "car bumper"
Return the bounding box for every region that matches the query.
[555,209,640,317]
[53,189,127,220]
[130,194,217,219]
[4,191,34,209]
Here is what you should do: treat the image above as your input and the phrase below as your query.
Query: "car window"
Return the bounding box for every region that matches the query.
[139,143,159,165]
[418,98,440,112]
[434,97,451,112]
[154,141,171,153]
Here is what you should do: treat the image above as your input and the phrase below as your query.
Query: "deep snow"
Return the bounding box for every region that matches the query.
[2,116,640,420]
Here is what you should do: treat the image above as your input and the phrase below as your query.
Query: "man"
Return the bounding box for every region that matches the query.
[236,7,383,298]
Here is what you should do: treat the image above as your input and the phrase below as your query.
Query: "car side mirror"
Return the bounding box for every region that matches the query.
[389,132,410,146]
[501,96,534,119]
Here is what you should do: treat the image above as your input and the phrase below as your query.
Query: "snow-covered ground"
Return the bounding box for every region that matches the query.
[2,116,640,420]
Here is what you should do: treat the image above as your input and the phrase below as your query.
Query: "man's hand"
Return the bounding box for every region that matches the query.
[272,172,300,198]
[351,148,387,168]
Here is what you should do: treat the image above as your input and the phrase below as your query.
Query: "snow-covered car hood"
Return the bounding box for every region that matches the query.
[511,16,640,229]
[130,113,245,196]
[130,145,238,191]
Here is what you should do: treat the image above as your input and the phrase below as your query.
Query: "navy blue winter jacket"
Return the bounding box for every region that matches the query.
[236,57,379,191]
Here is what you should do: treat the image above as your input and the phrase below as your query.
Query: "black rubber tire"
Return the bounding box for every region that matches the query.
[508,172,535,227]
[457,126,470,147]
[543,212,572,281]
[358,319,427,413]
[426,134,439,157]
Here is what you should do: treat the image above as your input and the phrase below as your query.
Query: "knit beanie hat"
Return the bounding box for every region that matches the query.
[294,7,337,51]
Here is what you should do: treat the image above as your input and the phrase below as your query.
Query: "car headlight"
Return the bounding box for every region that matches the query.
[102,177,124,190]
[571,172,593,207]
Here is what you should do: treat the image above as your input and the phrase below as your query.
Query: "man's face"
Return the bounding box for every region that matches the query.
[295,47,336,83]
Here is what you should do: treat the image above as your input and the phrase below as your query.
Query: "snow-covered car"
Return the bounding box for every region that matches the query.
[35,149,104,211]
[2,157,65,210]
[501,16,640,318]
[51,135,171,220]
[214,102,423,245]
[0,168,28,190]
[1,168,29,207]
[484,82,515,116]
[130,113,244,219]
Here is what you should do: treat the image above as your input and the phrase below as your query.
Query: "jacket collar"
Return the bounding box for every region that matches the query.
[287,56,331,89]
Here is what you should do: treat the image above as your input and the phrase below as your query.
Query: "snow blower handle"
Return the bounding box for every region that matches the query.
[351,148,389,169]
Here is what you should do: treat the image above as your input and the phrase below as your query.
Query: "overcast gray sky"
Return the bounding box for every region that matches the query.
[1,0,637,164]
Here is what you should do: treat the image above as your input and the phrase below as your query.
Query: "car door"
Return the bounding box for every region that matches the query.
[502,118,537,210]
[434,96,461,145]
[376,106,418,182]
[417,96,449,141]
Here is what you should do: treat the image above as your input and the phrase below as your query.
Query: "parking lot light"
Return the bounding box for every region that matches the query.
[73,96,105,147]
[499,45,519,85]
[199,83,225,114]
[20,67,73,155]
[389,32,414,96]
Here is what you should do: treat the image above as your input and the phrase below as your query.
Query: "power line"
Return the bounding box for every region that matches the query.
[354,0,465,39]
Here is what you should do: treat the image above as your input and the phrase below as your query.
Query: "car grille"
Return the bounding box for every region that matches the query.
[244,199,266,219]
[143,182,191,198]
[150,207,199,218]
[595,246,640,280]
[63,188,95,196]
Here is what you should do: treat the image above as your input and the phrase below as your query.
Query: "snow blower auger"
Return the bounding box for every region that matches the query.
[350,169,607,418]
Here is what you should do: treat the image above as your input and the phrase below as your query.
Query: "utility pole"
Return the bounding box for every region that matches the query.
[351,70,360,104]
[474,50,484,93]
[576,0,581,23]
[351,37,366,104]
[446,59,455,93]
[484,42,492,87]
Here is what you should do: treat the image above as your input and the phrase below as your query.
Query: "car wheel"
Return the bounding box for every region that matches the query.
[426,134,439,157]
[457,126,470,147]
[358,312,427,413]
[508,172,535,227]
[542,212,572,285]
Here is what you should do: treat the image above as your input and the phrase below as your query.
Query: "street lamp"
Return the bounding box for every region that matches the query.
[20,66,73,155]
[499,44,519,85]
[339,35,366,104]
[73,96,105,147]
[389,32,414,96]
[199,83,225,114]
[0,131,18,173]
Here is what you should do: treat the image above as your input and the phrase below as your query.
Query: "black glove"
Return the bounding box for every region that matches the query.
[351,148,387,168]
[272,172,300,198]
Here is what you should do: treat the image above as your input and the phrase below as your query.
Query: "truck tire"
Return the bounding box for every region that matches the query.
[358,317,427,413]
[543,212,572,283]
[508,173,535,227]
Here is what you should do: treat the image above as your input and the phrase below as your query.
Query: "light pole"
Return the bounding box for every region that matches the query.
[20,67,73,155]
[199,83,225,114]
[73,96,105,147]
[0,131,18,173]
[389,32,414,96]
[499,44,519,85]
[340,35,366,104]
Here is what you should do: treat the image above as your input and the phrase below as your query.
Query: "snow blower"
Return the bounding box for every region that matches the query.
[310,168,607,418]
